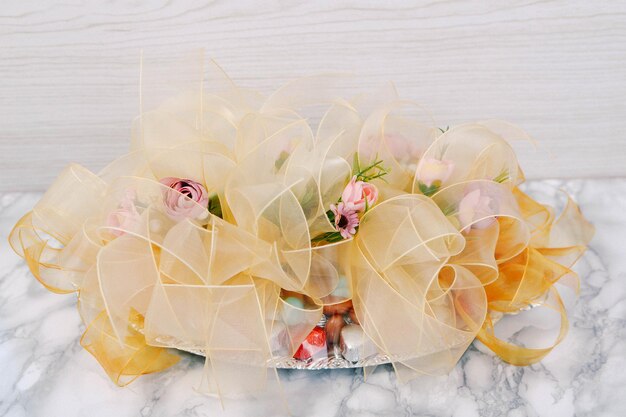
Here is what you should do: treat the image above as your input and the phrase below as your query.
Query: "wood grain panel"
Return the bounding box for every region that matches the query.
[1,0,625,191]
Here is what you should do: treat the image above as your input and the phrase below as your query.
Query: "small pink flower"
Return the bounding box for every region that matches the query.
[159,177,209,220]
[341,176,379,212]
[417,158,455,188]
[331,202,359,239]
[361,134,421,163]
[385,133,422,163]
[106,189,141,236]
[458,188,496,231]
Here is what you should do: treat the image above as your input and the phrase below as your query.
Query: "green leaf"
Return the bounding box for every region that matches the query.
[352,152,361,176]
[311,231,344,243]
[355,159,390,182]
[441,204,456,216]
[274,150,290,171]
[418,182,439,197]
[208,194,223,218]
[494,170,509,184]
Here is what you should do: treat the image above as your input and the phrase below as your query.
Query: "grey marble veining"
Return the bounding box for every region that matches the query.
[1,179,625,417]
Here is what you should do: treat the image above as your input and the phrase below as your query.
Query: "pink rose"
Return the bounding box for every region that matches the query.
[458,188,497,231]
[417,158,455,188]
[341,176,379,212]
[106,189,141,236]
[159,177,209,220]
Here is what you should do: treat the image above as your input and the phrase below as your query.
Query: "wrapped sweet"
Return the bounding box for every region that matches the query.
[348,309,360,325]
[340,324,378,363]
[325,314,346,345]
[323,299,353,316]
[293,327,327,362]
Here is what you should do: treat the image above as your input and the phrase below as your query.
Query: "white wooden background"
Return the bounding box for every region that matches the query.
[1,0,625,192]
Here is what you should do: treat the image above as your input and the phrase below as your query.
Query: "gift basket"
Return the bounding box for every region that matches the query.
[9,54,593,399]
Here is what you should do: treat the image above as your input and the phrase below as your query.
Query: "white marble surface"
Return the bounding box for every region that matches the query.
[1,179,625,417]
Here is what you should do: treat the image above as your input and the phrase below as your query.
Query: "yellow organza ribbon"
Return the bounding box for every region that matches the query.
[8,53,593,398]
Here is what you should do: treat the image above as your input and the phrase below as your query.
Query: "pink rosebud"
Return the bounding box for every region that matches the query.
[360,134,421,167]
[361,182,378,210]
[159,177,209,220]
[458,188,497,231]
[341,176,379,212]
[331,202,359,239]
[385,133,422,163]
[106,189,141,236]
[417,158,455,188]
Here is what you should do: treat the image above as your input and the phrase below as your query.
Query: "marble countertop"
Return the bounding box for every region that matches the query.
[1,179,625,417]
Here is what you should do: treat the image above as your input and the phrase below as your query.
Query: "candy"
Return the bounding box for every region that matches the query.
[323,299,353,316]
[348,308,360,325]
[340,324,377,362]
[325,314,345,345]
[293,326,327,361]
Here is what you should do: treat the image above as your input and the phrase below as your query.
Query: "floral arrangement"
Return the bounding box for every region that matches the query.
[9,58,593,400]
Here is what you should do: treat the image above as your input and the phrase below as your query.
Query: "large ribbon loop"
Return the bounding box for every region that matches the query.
[9,55,593,401]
